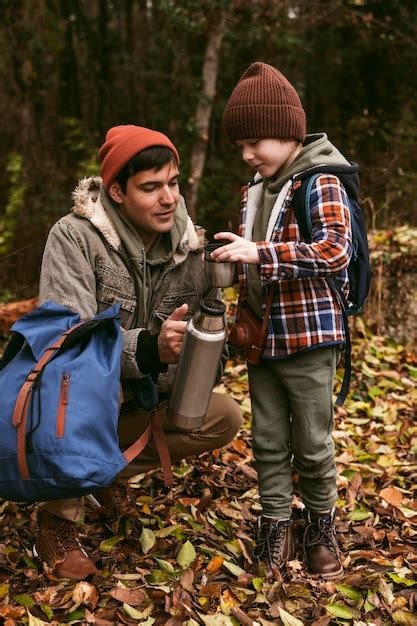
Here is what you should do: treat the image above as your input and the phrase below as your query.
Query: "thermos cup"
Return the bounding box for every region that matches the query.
[168,298,227,431]
[204,243,236,288]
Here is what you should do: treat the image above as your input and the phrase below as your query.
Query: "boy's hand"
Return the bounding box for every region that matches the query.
[212,232,260,265]
[158,303,188,363]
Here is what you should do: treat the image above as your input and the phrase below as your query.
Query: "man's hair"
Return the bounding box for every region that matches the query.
[115,146,177,193]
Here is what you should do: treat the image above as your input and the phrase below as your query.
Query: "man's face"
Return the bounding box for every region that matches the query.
[236,138,301,179]
[109,161,180,247]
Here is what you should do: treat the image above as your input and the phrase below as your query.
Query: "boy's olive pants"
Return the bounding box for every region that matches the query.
[39,392,242,522]
[248,346,340,518]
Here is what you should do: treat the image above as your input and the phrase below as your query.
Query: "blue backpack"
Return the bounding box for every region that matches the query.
[0,301,172,503]
[293,163,372,405]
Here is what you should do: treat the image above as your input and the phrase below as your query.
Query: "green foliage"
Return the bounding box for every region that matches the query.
[62,118,99,178]
[0,290,15,306]
[0,154,26,256]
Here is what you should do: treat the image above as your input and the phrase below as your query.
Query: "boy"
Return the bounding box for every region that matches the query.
[211,62,354,579]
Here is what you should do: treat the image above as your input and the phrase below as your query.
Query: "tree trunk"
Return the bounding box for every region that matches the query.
[185,9,228,222]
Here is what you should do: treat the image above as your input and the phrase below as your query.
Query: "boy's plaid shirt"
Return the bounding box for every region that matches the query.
[239,173,352,358]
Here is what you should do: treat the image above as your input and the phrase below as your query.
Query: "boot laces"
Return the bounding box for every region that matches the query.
[303,517,338,557]
[255,519,289,563]
[51,517,82,552]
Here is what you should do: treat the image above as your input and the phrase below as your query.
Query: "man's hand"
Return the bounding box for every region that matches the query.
[158,303,188,364]
[211,232,260,265]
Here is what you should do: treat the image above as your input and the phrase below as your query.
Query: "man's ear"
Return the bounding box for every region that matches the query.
[108,181,124,203]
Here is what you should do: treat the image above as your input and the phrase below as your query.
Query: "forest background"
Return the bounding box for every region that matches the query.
[0,0,416,308]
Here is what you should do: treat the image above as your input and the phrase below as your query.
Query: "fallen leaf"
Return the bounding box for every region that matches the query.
[222,561,246,577]
[99,534,123,553]
[177,540,197,570]
[198,613,235,625]
[12,594,34,607]
[154,557,176,574]
[108,586,147,605]
[180,568,195,592]
[206,555,224,574]
[335,583,362,602]
[278,606,305,626]
[391,609,417,626]
[325,603,357,619]
[122,602,154,620]
[27,612,49,626]
[379,486,403,507]
[140,528,156,555]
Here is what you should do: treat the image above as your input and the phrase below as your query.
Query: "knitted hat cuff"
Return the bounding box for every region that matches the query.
[223,104,306,143]
[99,125,179,192]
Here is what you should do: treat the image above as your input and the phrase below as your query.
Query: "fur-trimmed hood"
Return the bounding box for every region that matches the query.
[71,176,204,263]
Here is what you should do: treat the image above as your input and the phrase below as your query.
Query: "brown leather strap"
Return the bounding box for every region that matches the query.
[148,409,174,486]
[123,408,173,486]
[12,321,85,479]
[257,284,275,350]
[12,377,36,427]
[235,261,275,352]
[30,323,84,375]
[16,407,30,479]
[123,424,153,463]
[13,322,84,428]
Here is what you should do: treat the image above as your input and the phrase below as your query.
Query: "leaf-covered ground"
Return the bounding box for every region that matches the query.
[0,319,416,625]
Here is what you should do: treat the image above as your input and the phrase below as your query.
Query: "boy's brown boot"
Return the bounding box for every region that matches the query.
[34,511,98,580]
[302,509,343,579]
[254,516,295,578]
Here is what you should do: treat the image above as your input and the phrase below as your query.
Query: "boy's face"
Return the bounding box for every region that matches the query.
[109,161,180,248]
[236,138,301,178]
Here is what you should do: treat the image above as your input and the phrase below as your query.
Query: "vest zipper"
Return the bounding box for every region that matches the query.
[56,372,70,438]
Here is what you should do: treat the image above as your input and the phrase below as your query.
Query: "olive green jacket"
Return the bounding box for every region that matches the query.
[39,176,217,392]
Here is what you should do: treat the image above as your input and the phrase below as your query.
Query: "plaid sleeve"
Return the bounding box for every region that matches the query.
[257,174,352,281]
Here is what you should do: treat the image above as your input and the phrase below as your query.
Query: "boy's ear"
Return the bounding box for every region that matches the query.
[108,181,124,203]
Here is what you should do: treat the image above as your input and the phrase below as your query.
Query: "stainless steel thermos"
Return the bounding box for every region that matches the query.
[168,298,226,431]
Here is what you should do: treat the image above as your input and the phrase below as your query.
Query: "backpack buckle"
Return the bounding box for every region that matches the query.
[25,370,38,383]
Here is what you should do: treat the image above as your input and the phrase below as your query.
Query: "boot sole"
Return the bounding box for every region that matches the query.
[308,565,344,580]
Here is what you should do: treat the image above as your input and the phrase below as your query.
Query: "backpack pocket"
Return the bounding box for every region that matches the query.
[56,372,70,438]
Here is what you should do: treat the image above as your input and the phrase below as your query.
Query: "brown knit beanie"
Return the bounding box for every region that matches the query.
[223,62,306,144]
[99,125,180,191]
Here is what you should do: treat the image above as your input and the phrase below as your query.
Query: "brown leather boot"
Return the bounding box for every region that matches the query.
[302,509,343,579]
[92,484,137,517]
[34,511,98,580]
[254,516,295,578]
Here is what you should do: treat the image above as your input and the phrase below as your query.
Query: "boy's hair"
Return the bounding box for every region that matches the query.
[115,146,178,194]
[223,62,306,144]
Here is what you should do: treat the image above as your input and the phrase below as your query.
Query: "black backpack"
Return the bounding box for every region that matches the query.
[293,163,372,405]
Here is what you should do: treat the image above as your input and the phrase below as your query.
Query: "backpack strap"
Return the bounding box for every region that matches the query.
[293,174,351,406]
[327,281,352,406]
[12,322,85,480]
[293,174,321,243]
[123,408,173,486]
[122,374,173,486]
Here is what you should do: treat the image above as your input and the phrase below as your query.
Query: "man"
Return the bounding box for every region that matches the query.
[36,125,243,580]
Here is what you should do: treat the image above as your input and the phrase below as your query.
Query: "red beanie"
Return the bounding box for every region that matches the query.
[99,125,180,191]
